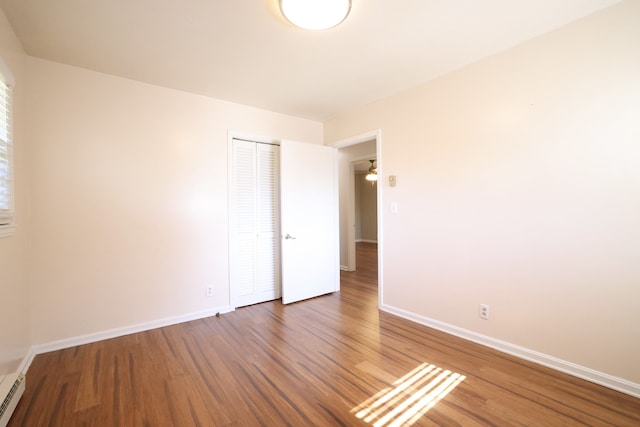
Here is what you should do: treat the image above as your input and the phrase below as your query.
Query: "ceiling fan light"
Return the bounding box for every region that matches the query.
[365,159,377,181]
[280,0,351,31]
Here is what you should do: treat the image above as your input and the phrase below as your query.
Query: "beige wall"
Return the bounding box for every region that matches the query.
[26,57,322,344]
[0,10,30,374]
[325,0,640,384]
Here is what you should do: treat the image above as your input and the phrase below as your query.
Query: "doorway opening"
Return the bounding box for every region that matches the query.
[334,130,382,307]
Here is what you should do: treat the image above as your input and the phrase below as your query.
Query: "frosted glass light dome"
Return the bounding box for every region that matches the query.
[280,0,351,31]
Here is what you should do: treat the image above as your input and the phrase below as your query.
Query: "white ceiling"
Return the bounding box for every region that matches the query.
[354,159,375,172]
[0,0,621,121]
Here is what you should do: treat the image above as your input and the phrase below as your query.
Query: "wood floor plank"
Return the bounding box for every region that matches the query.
[8,243,640,426]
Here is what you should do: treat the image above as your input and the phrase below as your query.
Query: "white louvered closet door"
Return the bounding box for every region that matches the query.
[230,139,281,308]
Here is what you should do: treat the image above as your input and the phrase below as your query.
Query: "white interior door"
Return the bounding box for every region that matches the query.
[281,140,339,304]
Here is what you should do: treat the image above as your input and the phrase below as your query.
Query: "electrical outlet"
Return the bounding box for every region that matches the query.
[479,304,489,320]
[206,285,214,297]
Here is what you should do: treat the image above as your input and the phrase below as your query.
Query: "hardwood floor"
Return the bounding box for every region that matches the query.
[9,242,640,426]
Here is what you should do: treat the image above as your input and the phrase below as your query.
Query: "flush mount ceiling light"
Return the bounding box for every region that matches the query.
[279,0,351,31]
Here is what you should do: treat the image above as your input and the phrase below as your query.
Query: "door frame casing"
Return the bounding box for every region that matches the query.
[330,130,383,308]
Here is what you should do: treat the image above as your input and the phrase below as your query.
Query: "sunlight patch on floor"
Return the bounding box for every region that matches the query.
[352,363,466,427]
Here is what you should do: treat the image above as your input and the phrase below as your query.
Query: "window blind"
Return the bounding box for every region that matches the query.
[0,77,12,226]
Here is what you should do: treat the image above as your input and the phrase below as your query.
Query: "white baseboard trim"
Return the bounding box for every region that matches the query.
[356,239,378,244]
[30,305,234,358]
[380,303,640,399]
[18,347,36,375]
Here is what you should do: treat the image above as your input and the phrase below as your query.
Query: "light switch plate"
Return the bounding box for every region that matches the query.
[389,175,396,187]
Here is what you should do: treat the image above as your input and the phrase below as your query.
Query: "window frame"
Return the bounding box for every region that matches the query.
[0,58,15,238]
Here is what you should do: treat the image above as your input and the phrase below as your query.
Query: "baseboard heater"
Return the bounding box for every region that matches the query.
[0,373,25,427]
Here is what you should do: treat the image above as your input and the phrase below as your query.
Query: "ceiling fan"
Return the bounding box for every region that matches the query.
[365,159,377,182]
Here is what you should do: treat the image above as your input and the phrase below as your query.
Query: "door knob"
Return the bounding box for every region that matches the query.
[284,234,296,240]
